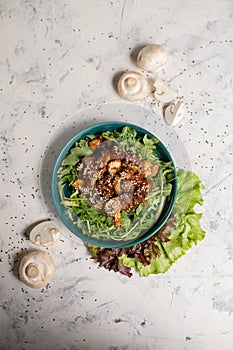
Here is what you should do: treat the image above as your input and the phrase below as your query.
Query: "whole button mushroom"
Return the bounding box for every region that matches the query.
[19,251,56,288]
[118,71,149,101]
[137,44,169,73]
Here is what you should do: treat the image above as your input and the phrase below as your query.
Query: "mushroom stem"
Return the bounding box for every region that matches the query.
[19,251,56,288]
[125,77,137,89]
[29,220,61,247]
[26,263,40,279]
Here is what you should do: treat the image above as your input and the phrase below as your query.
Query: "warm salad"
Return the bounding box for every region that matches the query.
[57,126,174,242]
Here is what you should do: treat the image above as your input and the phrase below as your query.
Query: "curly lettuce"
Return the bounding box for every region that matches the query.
[87,169,205,276]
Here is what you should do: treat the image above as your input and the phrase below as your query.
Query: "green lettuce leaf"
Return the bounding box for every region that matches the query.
[173,169,204,218]
[119,169,205,276]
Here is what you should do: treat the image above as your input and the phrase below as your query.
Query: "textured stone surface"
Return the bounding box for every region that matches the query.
[1,0,233,349]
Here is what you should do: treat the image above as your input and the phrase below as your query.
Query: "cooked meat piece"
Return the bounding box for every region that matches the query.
[73,139,156,227]
[119,194,134,212]
[89,136,103,150]
[113,176,121,194]
[114,178,135,195]
[76,162,83,171]
[107,160,121,176]
[95,147,111,168]
[89,191,105,210]
[97,165,107,179]
[110,145,125,159]
[97,139,112,151]
[125,162,142,177]
[118,166,141,181]
[104,198,121,216]
[96,184,114,201]
[137,178,151,198]
[82,156,96,167]
[141,160,159,178]
[113,209,121,227]
[104,198,122,227]
[72,178,84,190]
[124,150,140,164]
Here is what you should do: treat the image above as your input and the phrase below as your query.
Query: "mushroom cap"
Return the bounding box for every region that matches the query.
[118,71,149,101]
[29,220,61,247]
[153,78,177,103]
[164,101,185,126]
[19,251,56,288]
[137,44,168,73]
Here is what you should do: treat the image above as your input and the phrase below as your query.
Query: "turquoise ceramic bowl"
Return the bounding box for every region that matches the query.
[51,122,177,248]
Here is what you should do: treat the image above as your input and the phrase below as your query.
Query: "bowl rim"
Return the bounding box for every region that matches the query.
[51,121,177,248]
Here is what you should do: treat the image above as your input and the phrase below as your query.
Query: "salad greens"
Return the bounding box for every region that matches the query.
[57,126,174,242]
[87,169,205,276]
[102,127,160,162]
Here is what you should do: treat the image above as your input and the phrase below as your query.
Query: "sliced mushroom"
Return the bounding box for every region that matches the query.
[164,101,185,126]
[29,220,61,247]
[153,78,177,103]
[137,45,168,73]
[118,71,149,101]
[19,251,56,289]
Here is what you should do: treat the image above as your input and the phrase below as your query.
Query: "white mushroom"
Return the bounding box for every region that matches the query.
[29,220,61,247]
[118,71,149,101]
[153,78,177,103]
[137,44,168,73]
[19,251,56,289]
[164,101,185,126]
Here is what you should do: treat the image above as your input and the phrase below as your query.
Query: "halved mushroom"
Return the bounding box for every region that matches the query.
[153,78,177,103]
[164,101,185,126]
[118,71,149,101]
[29,220,61,247]
[19,251,56,289]
[137,44,169,73]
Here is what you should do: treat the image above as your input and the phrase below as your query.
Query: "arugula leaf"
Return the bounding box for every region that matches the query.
[61,139,93,166]
[103,126,159,163]
[121,126,137,141]
[143,134,159,148]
